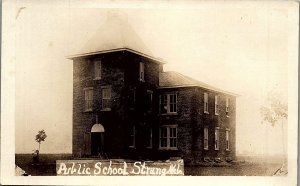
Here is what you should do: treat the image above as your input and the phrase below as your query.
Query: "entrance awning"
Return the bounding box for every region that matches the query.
[91,124,105,132]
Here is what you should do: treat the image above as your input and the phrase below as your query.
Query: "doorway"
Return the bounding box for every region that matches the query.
[91,132,103,155]
[90,124,105,156]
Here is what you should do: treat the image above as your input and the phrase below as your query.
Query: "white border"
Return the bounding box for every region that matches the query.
[1,0,298,185]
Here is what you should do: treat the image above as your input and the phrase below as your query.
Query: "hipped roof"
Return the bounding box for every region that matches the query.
[68,13,237,96]
[159,71,239,96]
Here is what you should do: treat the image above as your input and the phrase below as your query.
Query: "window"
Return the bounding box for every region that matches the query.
[102,87,111,110]
[84,88,93,111]
[146,90,153,111]
[162,95,168,113]
[169,127,177,148]
[160,93,177,114]
[160,127,168,148]
[226,98,229,114]
[159,126,177,149]
[215,95,219,115]
[169,94,177,113]
[204,93,209,114]
[129,87,136,109]
[94,60,102,79]
[226,129,230,151]
[215,128,219,150]
[139,62,144,81]
[146,128,152,148]
[129,125,135,148]
[204,127,208,150]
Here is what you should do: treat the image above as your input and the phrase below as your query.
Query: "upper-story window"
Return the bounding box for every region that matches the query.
[215,127,220,150]
[94,60,102,79]
[204,127,208,150]
[84,87,93,111]
[215,95,219,115]
[159,125,177,150]
[160,93,177,114]
[204,93,209,114]
[102,86,111,111]
[226,98,229,115]
[146,90,153,111]
[139,62,145,81]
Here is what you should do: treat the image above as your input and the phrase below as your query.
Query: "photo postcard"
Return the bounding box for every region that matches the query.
[1,0,298,185]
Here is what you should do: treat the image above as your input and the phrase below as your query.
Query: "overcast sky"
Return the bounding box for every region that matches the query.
[9,1,296,155]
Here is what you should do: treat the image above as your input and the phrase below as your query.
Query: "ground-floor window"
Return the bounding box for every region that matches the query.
[146,128,152,148]
[215,127,219,150]
[226,128,230,151]
[159,125,177,150]
[129,125,135,148]
[204,127,208,150]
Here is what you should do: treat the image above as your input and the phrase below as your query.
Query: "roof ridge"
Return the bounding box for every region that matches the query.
[163,71,206,85]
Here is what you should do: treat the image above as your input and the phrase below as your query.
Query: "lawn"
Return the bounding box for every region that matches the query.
[185,162,284,176]
[16,154,72,176]
[15,154,285,176]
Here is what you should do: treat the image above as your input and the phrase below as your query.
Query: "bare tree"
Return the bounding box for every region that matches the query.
[260,92,287,126]
[260,91,287,175]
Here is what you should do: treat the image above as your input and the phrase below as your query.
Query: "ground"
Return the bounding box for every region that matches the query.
[15,154,287,176]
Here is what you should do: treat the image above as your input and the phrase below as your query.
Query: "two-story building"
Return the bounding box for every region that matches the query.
[69,14,237,165]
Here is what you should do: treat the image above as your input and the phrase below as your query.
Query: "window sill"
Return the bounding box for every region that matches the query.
[84,110,93,113]
[215,149,219,151]
[226,149,230,152]
[204,111,209,114]
[215,113,219,116]
[204,148,209,151]
[160,113,178,116]
[226,115,230,118]
[129,146,136,149]
[93,78,102,80]
[158,147,178,150]
[101,108,111,111]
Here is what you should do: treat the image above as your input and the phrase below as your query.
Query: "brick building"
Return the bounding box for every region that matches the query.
[69,14,237,165]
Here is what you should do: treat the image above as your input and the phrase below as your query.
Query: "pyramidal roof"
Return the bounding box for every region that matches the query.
[69,12,163,62]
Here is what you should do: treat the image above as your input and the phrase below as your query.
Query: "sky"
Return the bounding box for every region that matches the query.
[9,1,296,155]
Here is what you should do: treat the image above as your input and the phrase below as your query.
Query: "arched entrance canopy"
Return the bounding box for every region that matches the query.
[91,124,105,133]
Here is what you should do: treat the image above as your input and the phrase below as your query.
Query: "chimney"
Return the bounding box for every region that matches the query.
[106,10,128,24]
[159,64,164,72]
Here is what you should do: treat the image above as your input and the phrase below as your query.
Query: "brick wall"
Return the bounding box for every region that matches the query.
[157,87,236,165]
[156,87,194,163]
[72,51,161,158]
[72,50,236,164]
[72,52,127,157]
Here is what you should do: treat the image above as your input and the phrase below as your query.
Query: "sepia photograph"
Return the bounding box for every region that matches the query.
[1,0,298,185]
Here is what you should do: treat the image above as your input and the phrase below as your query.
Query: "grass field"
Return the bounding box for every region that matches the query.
[15,154,286,176]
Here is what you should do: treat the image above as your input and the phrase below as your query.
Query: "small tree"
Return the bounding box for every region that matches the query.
[35,129,47,152]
